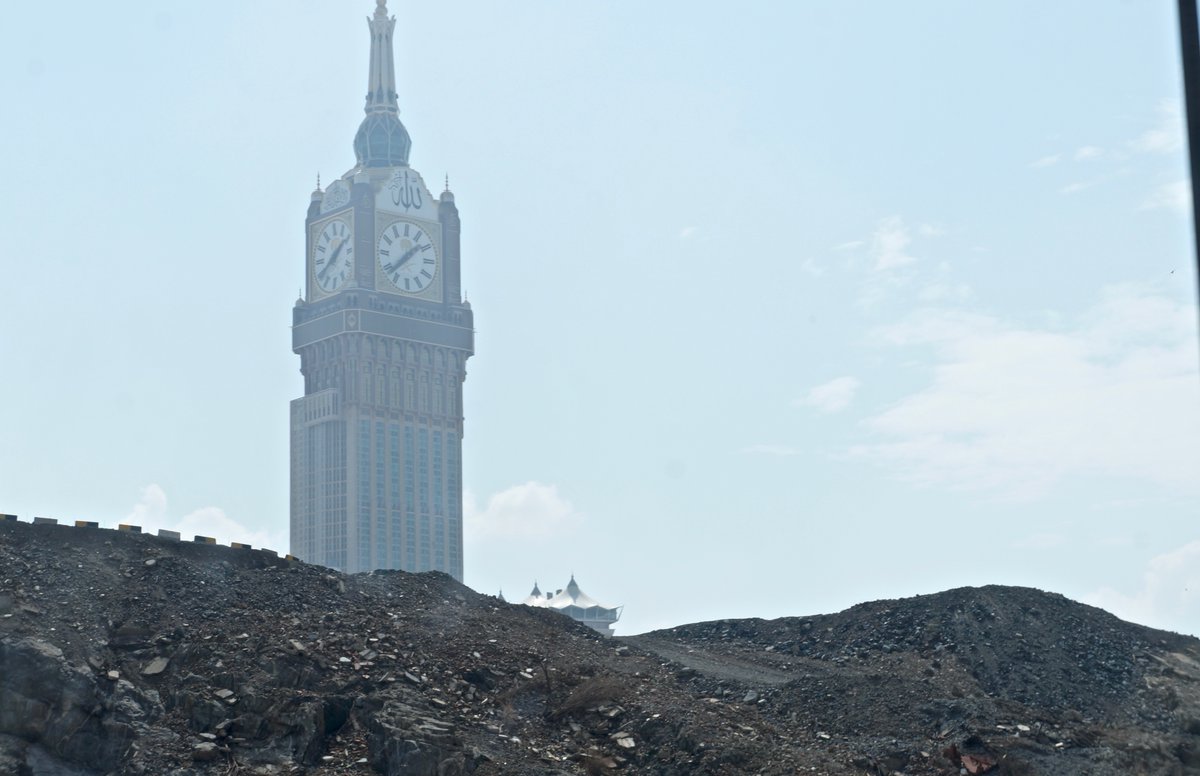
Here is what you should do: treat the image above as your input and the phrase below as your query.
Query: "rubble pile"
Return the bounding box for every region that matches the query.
[1,520,1197,775]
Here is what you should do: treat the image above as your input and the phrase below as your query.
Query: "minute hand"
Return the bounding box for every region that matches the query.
[385,243,423,272]
[318,239,346,279]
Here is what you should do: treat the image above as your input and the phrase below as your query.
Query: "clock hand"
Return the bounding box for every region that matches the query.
[318,238,346,279]
[385,242,422,273]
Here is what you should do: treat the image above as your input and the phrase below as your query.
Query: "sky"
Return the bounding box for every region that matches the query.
[1,1,1198,637]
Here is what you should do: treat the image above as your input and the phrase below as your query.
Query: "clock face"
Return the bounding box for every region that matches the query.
[377,219,438,294]
[314,218,354,293]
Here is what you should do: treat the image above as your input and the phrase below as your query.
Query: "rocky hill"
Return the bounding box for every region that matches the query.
[1,519,1197,775]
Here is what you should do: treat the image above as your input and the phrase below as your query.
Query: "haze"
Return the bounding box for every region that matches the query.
[1,1,1196,636]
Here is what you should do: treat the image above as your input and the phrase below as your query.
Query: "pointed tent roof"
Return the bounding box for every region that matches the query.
[521,581,549,607]
[547,575,605,609]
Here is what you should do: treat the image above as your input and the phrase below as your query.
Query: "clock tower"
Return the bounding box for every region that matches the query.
[290,0,473,580]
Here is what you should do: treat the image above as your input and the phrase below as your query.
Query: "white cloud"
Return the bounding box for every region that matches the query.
[127,483,168,525]
[678,226,697,240]
[1030,154,1061,169]
[847,217,965,309]
[797,376,861,414]
[1141,180,1191,214]
[1085,540,1200,637]
[740,444,800,457]
[834,240,864,251]
[125,484,287,551]
[1074,145,1104,161]
[464,481,582,541]
[1132,100,1183,154]
[870,216,915,271]
[852,284,1200,499]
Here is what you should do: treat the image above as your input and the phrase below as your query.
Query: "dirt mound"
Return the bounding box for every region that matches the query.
[660,584,1194,718]
[1,519,1198,775]
[638,586,1200,775]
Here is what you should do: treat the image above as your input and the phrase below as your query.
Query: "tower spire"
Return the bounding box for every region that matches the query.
[365,0,399,116]
[353,0,412,168]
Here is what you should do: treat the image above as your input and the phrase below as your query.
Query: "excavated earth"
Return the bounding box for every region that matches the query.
[1,519,1198,776]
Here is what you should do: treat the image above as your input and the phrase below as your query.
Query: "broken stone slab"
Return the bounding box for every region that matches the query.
[141,657,170,676]
[192,741,221,762]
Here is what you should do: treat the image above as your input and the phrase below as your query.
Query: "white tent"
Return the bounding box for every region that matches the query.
[520,575,622,635]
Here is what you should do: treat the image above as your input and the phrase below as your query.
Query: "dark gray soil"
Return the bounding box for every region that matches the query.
[1,519,1197,775]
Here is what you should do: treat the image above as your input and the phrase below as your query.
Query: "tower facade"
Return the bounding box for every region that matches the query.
[290,0,473,579]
